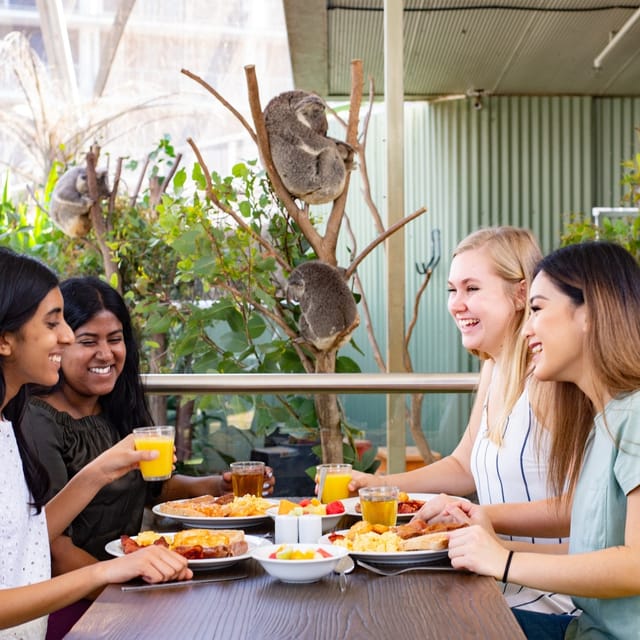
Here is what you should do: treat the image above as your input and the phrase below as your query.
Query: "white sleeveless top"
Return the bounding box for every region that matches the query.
[0,419,50,639]
[470,389,578,615]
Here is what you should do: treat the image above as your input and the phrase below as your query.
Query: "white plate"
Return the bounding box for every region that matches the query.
[319,530,449,565]
[151,499,278,529]
[341,492,440,521]
[265,505,345,534]
[105,533,269,571]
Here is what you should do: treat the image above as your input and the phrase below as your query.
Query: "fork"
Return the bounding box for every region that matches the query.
[356,559,459,576]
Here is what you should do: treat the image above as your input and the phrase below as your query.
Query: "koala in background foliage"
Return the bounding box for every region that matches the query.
[263,90,354,205]
[49,166,110,237]
[286,260,359,352]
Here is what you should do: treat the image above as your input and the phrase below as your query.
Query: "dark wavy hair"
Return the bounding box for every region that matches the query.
[58,277,153,437]
[0,247,59,508]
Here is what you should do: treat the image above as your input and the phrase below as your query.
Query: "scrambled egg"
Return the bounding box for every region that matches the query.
[334,530,401,553]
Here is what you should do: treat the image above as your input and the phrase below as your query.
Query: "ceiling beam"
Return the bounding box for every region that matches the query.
[282,0,327,93]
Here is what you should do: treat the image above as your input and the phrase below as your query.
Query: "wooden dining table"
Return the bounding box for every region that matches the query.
[64,504,526,640]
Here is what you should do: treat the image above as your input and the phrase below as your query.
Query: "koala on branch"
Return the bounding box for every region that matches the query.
[49,166,110,237]
[263,90,354,205]
[286,260,359,352]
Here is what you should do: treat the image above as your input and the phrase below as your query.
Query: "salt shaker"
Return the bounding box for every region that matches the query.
[274,514,298,544]
[298,514,322,543]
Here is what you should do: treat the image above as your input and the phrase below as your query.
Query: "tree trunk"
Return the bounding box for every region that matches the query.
[314,350,343,463]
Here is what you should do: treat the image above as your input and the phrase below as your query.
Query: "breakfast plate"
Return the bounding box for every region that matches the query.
[105,533,270,571]
[152,499,278,529]
[318,530,449,565]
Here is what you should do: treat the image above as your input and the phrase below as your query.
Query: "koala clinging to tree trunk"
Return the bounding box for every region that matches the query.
[286,260,359,352]
[49,166,110,238]
[263,90,354,205]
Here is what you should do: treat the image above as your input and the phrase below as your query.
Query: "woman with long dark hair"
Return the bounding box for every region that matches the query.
[0,248,190,639]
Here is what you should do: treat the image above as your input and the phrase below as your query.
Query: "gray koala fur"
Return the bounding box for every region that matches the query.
[286,260,359,352]
[49,166,110,237]
[263,90,354,205]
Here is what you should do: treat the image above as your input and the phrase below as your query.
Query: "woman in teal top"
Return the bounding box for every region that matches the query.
[439,241,640,640]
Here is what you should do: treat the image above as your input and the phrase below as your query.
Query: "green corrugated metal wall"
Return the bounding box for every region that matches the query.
[336,95,640,455]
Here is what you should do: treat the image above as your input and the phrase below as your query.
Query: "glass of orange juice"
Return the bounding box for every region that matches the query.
[359,486,399,526]
[318,463,352,503]
[132,426,175,481]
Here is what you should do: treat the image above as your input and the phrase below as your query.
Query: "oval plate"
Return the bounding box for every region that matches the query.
[105,533,270,571]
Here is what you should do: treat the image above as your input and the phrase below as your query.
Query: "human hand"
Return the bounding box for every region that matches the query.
[86,435,160,486]
[346,470,376,494]
[218,466,274,496]
[447,523,510,580]
[99,545,192,585]
[410,493,467,523]
[262,466,275,496]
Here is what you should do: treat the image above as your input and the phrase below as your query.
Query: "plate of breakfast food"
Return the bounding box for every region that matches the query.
[105,529,270,570]
[152,494,278,528]
[318,519,467,565]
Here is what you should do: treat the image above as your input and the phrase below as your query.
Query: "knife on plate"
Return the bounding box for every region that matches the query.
[121,573,247,592]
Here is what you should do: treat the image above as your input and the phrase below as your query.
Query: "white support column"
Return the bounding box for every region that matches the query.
[384,0,406,474]
[35,0,78,104]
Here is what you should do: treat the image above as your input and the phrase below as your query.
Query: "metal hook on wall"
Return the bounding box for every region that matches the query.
[416,228,441,274]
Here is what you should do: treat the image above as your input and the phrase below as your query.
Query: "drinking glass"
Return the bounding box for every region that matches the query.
[359,486,399,526]
[132,425,175,481]
[230,461,265,497]
[317,463,352,503]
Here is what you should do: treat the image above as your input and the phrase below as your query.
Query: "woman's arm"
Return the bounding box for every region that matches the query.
[349,360,492,496]
[0,545,191,630]
[45,435,155,539]
[157,466,276,502]
[448,487,640,598]
[484,496,571,538]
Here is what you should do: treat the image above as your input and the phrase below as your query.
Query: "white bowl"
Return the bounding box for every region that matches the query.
[251,543,349,583]
[265,505,345,534]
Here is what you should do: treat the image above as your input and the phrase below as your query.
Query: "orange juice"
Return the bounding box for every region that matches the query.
[321,473,351,503]
[361,497,398,526]
[133,426,175,481]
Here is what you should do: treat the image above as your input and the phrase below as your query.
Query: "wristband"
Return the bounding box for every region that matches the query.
[501,550,514,583]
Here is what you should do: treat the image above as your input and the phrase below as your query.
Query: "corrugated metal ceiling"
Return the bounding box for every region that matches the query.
[284,0,640,99]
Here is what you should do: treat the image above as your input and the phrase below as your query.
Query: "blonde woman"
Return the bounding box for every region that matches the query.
[445,241,640,638]
[350,227,573,613]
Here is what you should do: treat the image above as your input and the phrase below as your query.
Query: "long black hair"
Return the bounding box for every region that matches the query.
[0,247,59,508]
[59,277,153,436]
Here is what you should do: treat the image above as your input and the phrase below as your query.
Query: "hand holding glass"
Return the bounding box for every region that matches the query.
[230,461,265,497]
[318,463,352,503]
[133,426,175,481]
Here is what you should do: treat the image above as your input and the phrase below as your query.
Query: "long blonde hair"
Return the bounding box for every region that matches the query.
[453,227,542,444]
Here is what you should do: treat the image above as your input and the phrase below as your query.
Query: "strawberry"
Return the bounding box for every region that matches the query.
[325,500,345,515]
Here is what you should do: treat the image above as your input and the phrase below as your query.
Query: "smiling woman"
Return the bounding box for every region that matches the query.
[20,276,275,638]
[0,248,193,639]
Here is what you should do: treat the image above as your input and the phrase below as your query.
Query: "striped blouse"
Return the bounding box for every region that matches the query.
[470,387,578,615]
